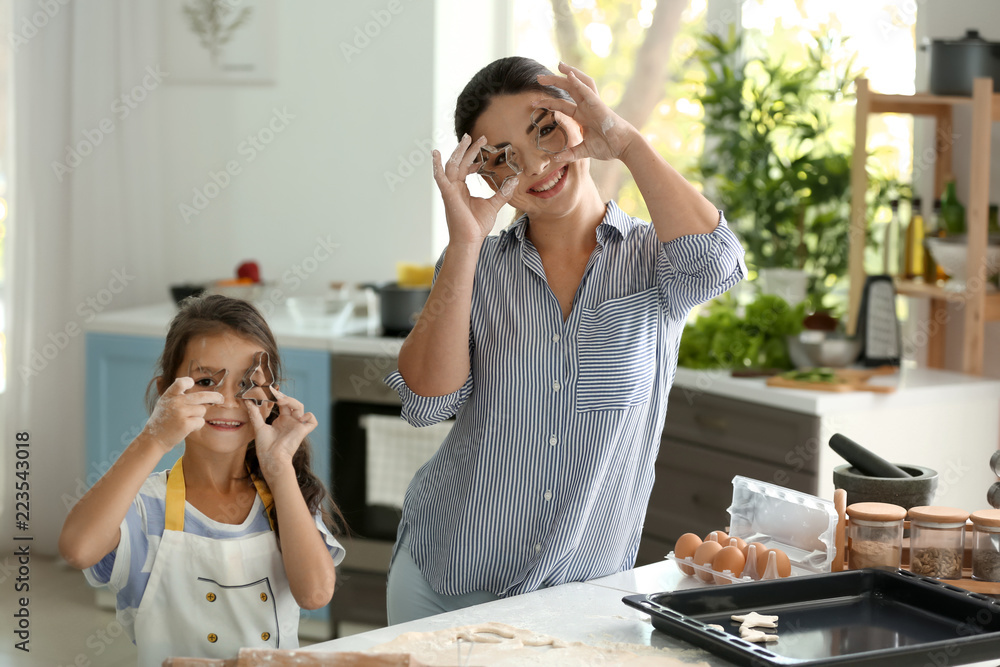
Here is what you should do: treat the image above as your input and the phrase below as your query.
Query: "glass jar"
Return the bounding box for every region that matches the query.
[907,506,969,579]
[970,509,1000,582]
[847,502,906,570]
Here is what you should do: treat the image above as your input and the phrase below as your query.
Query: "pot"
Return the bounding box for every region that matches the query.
[364,282,431,336]
[923,30,1000,96]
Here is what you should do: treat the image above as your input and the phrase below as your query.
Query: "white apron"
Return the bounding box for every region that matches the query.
[133,456,300,667]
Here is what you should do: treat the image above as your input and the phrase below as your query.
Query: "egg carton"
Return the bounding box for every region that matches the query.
[666,541,801,585]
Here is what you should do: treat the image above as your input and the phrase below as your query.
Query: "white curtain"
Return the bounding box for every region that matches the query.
[3,0,167,553]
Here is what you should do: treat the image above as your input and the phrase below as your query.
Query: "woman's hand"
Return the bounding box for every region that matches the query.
[432,134,518,246]
[536,62,637,163]
[245,388,317,481]
[143,377,223,452]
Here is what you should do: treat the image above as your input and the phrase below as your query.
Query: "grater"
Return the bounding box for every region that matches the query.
[856,275,901,367]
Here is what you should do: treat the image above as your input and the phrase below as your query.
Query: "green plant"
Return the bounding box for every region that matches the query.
[688,27,887,308]
[678,293,806,370]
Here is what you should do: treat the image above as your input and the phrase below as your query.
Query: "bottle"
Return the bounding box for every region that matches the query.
[940,178,966,235]
[884,199,900,276]
[903,197,925,280]
[923,200,944,284]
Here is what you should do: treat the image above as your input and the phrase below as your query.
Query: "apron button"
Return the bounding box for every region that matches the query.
[260,592,268,602]
[207,633,218,643]
[206,592,216,602]
[261,632,270,641]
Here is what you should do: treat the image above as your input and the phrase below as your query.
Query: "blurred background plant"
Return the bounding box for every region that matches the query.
[688,27,899,313]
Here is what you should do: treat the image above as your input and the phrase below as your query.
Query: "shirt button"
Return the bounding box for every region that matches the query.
[534,543,542,553]
[206,592,216,602]
[552,381,560,392]
[207,633,218,643]
[549,435,557,446]
[552,333,561,342]
[261,632,271,641]
[544,490,552,501]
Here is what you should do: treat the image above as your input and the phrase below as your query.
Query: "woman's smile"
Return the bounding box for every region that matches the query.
[527,165,568,198]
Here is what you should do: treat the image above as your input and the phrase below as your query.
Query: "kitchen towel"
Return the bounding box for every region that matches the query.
[362,414,454,509]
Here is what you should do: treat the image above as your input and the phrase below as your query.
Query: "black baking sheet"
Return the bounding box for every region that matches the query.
[622,568,1000,666]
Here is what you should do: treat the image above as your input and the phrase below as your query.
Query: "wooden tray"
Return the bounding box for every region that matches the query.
[766,367,897,393]
[831,489,1000,594]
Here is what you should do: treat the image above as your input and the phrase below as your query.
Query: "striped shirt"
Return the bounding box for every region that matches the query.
[84,471,346,643]
[384,200,746,597]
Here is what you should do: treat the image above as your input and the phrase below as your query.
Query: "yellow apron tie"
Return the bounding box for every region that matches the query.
[164,456,276,532]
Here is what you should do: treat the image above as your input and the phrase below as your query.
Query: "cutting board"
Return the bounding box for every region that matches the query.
[765,367,897,393]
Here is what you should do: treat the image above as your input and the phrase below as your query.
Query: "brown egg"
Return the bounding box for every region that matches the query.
[712,546,747,584]
[693,541,724,582]
[770,548,792,578]
[705,530,728,544]
[673,533,703,576]
[749,542,770,579]
[726,536,748,555]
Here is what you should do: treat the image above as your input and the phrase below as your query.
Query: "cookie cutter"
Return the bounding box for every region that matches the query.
[235,350,277,406]
[529,107,569,155]
[476,143,522,191]
[186,361,229,394]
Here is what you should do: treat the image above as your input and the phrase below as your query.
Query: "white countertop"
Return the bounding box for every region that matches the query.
[86,301,406,356]
[673,366,1000,416]
[307,560,1000,666]
[88,302,1000,416]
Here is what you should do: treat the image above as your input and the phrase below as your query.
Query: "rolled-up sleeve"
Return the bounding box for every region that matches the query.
[384,369,473,427]
[659,211,746,317]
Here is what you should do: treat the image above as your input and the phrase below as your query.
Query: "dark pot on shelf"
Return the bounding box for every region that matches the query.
[923,30,1000,96]
[364,282,431,336]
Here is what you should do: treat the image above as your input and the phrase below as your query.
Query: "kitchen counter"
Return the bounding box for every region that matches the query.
[305,560,1000,666]
[87,301,406,356]
[674,366,1000,417]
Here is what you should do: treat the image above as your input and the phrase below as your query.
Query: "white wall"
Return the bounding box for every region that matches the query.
[161,0,441,295]
[909,0,1000,377]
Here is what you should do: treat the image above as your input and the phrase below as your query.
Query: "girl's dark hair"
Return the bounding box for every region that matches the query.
[454,56,572,140]
[145,294,347,545]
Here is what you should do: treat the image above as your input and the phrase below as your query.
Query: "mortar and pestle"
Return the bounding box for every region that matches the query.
[830,433,938,509]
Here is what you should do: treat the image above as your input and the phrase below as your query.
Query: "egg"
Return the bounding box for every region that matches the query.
[673,533,703,576]
[748,542,769,579]
[693,541,724,582]
[705,530,728,544]
[770,548,792,578]
[712,545,747,584]
[726,536,748,555]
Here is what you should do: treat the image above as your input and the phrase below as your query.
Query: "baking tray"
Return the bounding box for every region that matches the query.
[623,568,1000,666]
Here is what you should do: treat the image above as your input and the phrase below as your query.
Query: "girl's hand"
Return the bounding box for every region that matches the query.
[143,377,223,452]
[535,62,637,163]
[432,134,518,246]
[245,388,317,480]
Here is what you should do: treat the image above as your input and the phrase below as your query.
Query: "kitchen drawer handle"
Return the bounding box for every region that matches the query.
[693,413,729,433]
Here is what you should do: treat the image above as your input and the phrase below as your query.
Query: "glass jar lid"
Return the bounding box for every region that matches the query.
[971,509,1000,528]
[847,502,906,522]
[908,506,970,524]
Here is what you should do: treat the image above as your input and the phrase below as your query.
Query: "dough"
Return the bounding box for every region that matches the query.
[730,612,778,629]
[368,622,712,666]
[738,627,778,643]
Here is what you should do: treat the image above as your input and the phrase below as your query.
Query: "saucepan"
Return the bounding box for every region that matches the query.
[362,282,431,337]
[923,30,1000,95]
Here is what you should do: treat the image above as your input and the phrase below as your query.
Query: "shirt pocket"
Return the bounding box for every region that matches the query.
[576,287,659,412]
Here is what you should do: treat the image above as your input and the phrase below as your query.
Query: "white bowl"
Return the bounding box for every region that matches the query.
[924,236,1000,289]
[287,296,353,330]
[786,332,862,369]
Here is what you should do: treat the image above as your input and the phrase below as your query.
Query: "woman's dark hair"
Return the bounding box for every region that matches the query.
[454,56,572,140]
[145,294,347,545]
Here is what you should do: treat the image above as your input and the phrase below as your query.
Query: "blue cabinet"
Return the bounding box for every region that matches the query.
[84,331,333,625]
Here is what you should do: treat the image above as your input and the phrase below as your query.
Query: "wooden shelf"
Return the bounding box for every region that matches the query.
[870,90,1000,122]
[849,77,996,375]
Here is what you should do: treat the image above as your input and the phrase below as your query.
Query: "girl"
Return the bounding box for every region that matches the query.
[60,294,346,667]
[384,57,746,622]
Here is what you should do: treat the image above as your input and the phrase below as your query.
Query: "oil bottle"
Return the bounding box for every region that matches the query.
[903,197,925,280]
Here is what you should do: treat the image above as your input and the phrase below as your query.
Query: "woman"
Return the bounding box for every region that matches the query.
[384,57,746,623]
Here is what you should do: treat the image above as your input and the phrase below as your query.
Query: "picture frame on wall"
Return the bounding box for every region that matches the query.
[160,0,277,84]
